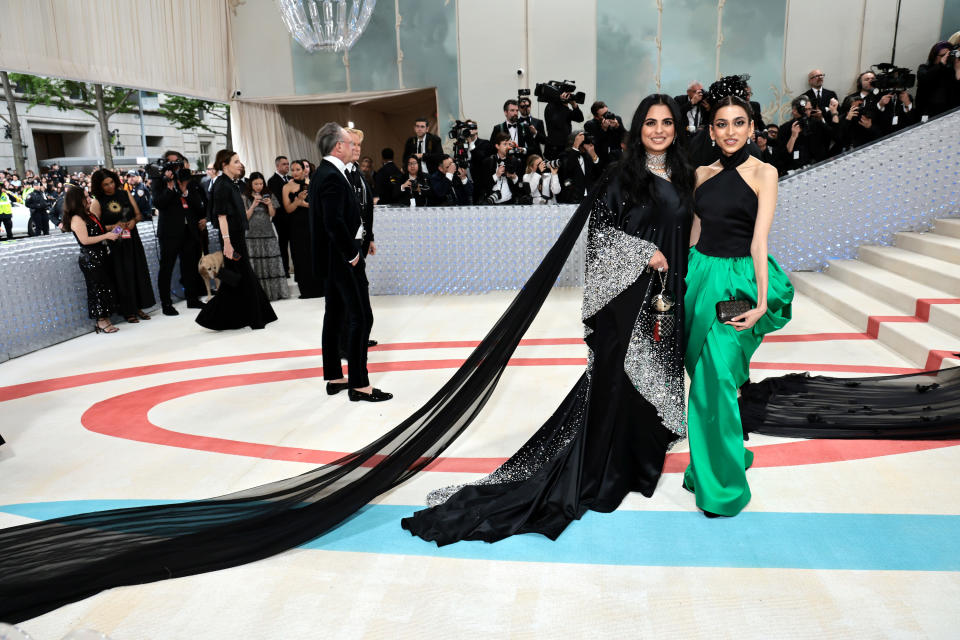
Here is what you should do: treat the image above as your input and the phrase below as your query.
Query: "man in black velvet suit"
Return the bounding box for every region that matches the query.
[402,117,443,174]
[311,122,392,402]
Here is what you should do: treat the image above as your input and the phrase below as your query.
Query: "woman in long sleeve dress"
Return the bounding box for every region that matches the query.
[242,172,290,302]
[195,150,278,331]
[401,94,695,545]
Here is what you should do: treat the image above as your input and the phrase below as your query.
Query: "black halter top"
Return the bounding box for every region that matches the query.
[694,146,757,258]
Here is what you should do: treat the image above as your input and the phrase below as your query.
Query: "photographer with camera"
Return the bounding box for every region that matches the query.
[539,80,585,160]
[394,155,431,207]
[403,117,443,174]
[518,94,547,157]
[154,165,207,315]
[776,95,835,174]
[491,99,535,164]
[583,100,625,169]
[373,148,403,205]
[429,154,473,206]
[556,130,600,205]
[522,155,561,205]
[479,132,527,204]
[917,42,960,118]
[674,82,709,144]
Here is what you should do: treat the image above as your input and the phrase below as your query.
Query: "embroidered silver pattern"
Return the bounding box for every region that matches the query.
[624,278,688,437]
[581,219,657,322]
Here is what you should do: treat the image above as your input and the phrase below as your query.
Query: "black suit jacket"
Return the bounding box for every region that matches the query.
[310,160,363,275]
[393,173,431,206]
[490,120,541,159]
[518,116,546,157]
[403,133,444,172]
[543,101,584,151]
[802,88,839,113]
[154,182,205,240]
[429,170,474,206]
[267,172,289,202]
[346,165,375,247]
[556,148,599,204]
[479,155,525,203]
[749,100,766,132]
[373,162,404,204]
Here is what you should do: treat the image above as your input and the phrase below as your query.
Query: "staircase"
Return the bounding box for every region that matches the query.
[791,218,960,370]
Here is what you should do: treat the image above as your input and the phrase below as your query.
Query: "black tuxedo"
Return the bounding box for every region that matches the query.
[479,155,526,203]
[267,172,291,275]
[154,182,205,305]
[556,148,599,204]
[311,159,373,389]
[346,164,375,255]
[490,120,540,160]
[393,173,431,206]
[373,161,403,204]
[467,138,495,201]
[675,95,708,143]
[518,115,546,157]
[543,101,584,159]
[403,133,443,173]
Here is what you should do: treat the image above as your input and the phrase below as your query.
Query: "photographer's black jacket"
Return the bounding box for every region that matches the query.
[916,62,960,117]
[479,155,526,203]
[429,170,474,206]
[583,116,625,168]
[403,133,443,172]
[373,161,404,204]
[155,182,206,240]
[556,148,599,204]
[544,101,584,153]
[392,173,431,207]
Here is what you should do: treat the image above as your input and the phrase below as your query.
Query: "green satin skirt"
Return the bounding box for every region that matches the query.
[683,247,794,516]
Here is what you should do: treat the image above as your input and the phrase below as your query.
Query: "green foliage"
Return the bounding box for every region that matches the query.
[158,95,229,134]
[8,74,135,119]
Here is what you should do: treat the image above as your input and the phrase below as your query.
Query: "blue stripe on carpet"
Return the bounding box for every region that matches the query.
[1,501,957,571]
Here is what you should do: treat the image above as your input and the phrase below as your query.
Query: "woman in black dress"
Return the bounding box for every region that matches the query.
[63,184,122,333]
[195,150,277,331]
[89,169,155,323]
[402,94,695,544]
[282,159,323,298]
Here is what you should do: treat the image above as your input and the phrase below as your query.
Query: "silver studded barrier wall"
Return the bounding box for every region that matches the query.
[0,108,957,361]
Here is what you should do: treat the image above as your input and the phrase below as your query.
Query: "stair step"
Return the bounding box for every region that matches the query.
[825,260,960,337]
[934,218,960,239]
[858,246,960,297]
[895,232,960,265]
[791,272,960,367]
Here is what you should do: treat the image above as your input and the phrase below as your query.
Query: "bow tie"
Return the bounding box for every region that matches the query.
[507,123,517,128]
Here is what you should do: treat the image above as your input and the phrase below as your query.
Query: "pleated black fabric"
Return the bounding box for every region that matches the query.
[740,367,960,439]
[0,181,596,624]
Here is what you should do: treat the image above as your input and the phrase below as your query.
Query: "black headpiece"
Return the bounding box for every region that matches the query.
[706,74,751,104]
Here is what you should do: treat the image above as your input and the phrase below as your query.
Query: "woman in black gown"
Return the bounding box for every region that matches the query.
[401,95,695,544]
[89,169,155,323]
[195,150,277,331]
[282,159,324,298]
[64,185,122,333]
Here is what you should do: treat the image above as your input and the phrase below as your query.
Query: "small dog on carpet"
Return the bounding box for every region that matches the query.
[198,251,224,300]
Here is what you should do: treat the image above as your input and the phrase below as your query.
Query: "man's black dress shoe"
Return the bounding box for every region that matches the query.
[367,339,378,347]
[326,381,350,395]
[186,298,206,309]
[162,305,179,316]
[348,388,393,402]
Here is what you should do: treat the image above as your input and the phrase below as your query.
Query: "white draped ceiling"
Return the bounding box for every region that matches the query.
[0,0,233,102]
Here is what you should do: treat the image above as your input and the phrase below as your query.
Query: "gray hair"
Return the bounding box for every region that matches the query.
[316,122,347,157]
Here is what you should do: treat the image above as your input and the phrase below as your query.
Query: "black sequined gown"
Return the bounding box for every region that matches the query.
[401,174,692,545]
[73,214,117,320]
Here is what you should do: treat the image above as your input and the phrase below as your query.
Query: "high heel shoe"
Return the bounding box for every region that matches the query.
[94,321,119,334]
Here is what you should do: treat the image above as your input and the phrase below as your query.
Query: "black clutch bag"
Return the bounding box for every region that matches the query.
[716,297,753,323]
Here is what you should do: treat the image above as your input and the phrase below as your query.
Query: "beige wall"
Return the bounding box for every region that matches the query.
[230,0,296,100]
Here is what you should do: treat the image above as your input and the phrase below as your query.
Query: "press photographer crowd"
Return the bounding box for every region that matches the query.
[0,36,958,333]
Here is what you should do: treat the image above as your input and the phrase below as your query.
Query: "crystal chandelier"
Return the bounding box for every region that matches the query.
[278,0,377,53]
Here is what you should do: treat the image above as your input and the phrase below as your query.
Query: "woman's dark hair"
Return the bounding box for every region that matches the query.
[213,149,237,172]
[243,171,267,198]
[89,169,120,199]
[297,159,312,176]
[615,94,693,210]
[60,184,88,231]
[709,95,753,123]
[927,41,952,66]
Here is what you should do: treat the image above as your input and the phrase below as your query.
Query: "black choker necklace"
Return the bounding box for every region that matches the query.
[719,145,750,171]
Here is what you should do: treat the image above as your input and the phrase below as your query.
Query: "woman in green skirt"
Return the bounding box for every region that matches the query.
[683,87,794,517]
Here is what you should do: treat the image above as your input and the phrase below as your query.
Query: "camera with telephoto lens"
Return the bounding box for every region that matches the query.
[871,63,916,93]
[449,120,478,170]
[145,158,184,182]
[949,47,960,59]
[535,80,586,105]
[498,149,524,175]
[602,111,618,121]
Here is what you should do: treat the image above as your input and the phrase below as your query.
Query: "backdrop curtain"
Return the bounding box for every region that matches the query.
[230,101,289,177]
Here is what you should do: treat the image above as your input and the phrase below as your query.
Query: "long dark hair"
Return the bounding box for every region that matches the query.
[616,94,693,209]
[243,171,267,198]
[60,184,89,231]
[89,169,121,199]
